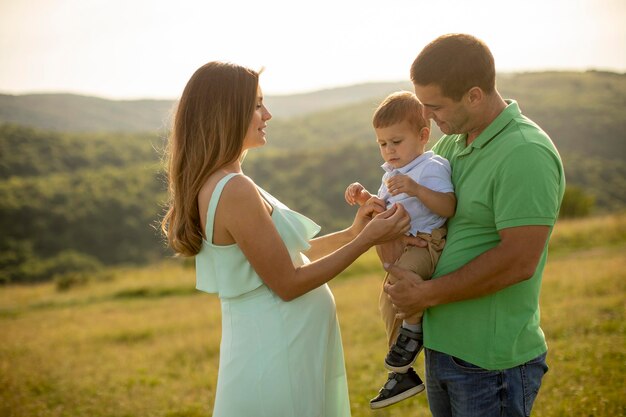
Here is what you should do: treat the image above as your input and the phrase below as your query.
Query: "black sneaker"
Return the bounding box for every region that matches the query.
[384,326,423,373]
[369,368,425,409]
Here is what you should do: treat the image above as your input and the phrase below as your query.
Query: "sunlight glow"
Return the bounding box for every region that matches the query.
[0,0,624,99]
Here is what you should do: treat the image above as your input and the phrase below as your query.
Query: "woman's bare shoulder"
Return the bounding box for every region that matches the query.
[199,173,254,206]
[219,174,259,205]
[198,173,259,229]
[214,174,269,222]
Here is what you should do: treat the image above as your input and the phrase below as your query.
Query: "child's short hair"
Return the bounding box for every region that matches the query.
[372,91,428,132]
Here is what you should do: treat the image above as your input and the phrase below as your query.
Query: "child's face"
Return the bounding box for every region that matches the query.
[375,120,428,169]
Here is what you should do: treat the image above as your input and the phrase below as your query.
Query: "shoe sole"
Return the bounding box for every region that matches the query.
[384,356,417,373]
[370,383,425,409]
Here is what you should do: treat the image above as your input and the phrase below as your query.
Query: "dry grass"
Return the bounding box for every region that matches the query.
[1,214,625,417]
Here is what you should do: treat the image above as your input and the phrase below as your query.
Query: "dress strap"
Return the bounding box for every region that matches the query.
[204,173,240,242]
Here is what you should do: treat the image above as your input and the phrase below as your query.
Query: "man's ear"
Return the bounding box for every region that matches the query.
[466,86,484,105]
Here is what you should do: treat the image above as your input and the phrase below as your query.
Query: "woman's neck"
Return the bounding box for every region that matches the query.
[219,160,243,175]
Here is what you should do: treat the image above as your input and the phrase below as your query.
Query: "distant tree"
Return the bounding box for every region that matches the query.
[2,71,625,283]
[559,186,595,218]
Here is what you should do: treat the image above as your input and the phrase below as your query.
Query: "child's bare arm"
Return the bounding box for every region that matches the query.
[345,182,375,206]
[386,174,456,218]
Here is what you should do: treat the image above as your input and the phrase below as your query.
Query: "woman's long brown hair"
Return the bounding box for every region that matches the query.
[161,62,259,256]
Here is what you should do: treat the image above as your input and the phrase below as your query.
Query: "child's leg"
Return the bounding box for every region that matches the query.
[371,245,432,409]
[380,243,436,345]
[401,227,447,326]
[378,270,403,347]
[384,232,446,372]
[371,230,447,409]
[394,244,438,325]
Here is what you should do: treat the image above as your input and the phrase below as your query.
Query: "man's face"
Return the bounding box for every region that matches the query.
[413,83,470,135]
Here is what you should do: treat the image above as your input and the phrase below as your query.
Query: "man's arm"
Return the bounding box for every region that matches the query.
[384,225,550,318]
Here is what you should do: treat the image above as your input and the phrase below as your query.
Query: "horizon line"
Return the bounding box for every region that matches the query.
[1,68,624,102]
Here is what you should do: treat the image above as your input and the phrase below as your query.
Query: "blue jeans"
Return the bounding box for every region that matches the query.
[425,348,548,417]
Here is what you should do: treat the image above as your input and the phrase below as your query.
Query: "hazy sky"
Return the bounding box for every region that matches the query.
[1,0,624,99]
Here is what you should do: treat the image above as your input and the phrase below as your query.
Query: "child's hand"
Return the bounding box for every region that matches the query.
[385,174,419,197]
[345,182,372,206]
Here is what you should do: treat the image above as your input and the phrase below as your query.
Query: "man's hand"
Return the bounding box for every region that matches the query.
[383,263,429,319]
[385,225,553,318]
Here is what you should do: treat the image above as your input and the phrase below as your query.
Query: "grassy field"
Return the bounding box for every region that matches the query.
[1,214,625,417]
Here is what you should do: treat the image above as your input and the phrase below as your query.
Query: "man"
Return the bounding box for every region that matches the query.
[384,34,565,417]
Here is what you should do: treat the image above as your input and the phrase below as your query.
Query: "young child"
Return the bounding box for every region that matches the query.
[345,91,456,409]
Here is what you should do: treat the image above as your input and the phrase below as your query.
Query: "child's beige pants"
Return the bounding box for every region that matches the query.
[378,227,446,347]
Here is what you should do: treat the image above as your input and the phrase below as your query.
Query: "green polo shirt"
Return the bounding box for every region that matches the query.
[426,100,565,370]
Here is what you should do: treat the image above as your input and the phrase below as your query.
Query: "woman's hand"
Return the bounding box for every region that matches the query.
[348,196,386,237]
[358,203,410,246]
[307,196,391,261]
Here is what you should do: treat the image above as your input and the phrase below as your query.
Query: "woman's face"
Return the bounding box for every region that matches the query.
[243,86,272,150]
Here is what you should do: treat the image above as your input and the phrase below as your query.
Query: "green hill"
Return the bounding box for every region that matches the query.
[2,71,624,155]
[1,71,624,283]
[0,93,174,133]
[264,81,411,117]
[0,82,410,132]
[262,71,626,159]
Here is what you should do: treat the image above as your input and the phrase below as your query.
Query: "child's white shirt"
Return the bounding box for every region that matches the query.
[378,151,454,235]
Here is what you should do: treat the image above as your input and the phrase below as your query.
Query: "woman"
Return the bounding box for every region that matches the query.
[161,61,409,417]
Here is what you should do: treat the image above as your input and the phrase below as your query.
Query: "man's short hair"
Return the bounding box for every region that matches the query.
[410,34,496,101]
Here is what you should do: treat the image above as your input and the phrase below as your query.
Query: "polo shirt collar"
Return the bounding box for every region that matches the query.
[381,150,434,174]
[470,100,520,149]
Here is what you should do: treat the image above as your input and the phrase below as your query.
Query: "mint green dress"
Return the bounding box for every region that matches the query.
[196,174,351,417]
